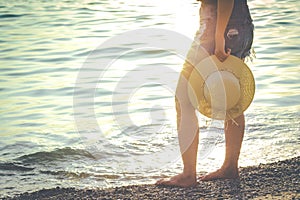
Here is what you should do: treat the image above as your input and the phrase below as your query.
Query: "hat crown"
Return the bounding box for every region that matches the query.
[203,71,240,111]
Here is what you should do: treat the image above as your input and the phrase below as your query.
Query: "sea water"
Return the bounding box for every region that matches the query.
[0,0,299,196]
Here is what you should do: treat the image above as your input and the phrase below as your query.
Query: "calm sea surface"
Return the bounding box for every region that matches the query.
[0,0,299,196]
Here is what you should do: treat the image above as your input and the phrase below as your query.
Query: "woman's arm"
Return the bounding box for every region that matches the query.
[215,0,234,62]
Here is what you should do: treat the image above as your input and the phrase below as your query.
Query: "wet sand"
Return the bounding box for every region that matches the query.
[4,156,299,200]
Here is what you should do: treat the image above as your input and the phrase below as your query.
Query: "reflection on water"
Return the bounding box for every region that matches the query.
[0,0,299,196]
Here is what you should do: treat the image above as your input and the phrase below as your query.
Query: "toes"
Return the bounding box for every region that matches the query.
[155,174,197,187]
[199,175,209,181]
[155,179,173,186]
[200,175,214,181]
[199,171,221,181]
[199,169,239,181]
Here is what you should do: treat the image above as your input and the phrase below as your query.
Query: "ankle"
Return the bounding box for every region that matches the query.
[221,163,238,172]
[182,170,196,178]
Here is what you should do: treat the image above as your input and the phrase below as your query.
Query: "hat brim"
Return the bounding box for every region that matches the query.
[188,55,255,120]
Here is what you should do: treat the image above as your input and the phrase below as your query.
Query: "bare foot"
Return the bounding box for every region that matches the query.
[155,173,197,187]
[200,167,239,181]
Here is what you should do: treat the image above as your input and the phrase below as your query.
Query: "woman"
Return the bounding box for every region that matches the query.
[156,0,254,187]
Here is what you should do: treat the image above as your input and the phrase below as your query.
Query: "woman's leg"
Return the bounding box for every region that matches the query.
[155,40,211,186]
[156,63,200,187]
[201,114,245,180]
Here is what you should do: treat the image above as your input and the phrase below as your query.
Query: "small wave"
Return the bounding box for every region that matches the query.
[0,162,35,172]
[40,170,91,179]
[0,14,29,18]
[16,147,96,164]
[40,170,121,179]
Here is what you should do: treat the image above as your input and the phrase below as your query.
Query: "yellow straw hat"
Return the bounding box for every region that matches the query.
[188,55,255,120]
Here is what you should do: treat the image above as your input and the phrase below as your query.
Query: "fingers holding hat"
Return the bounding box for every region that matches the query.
[215,48,231,62]
[215,35,231,62]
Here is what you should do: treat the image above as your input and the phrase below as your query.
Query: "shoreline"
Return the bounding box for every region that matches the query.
[4,156,299,200]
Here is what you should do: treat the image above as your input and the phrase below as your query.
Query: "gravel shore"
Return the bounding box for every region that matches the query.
[4,156,299,200]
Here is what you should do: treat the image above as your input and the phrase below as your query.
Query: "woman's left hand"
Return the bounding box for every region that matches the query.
[214,35,231,62]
